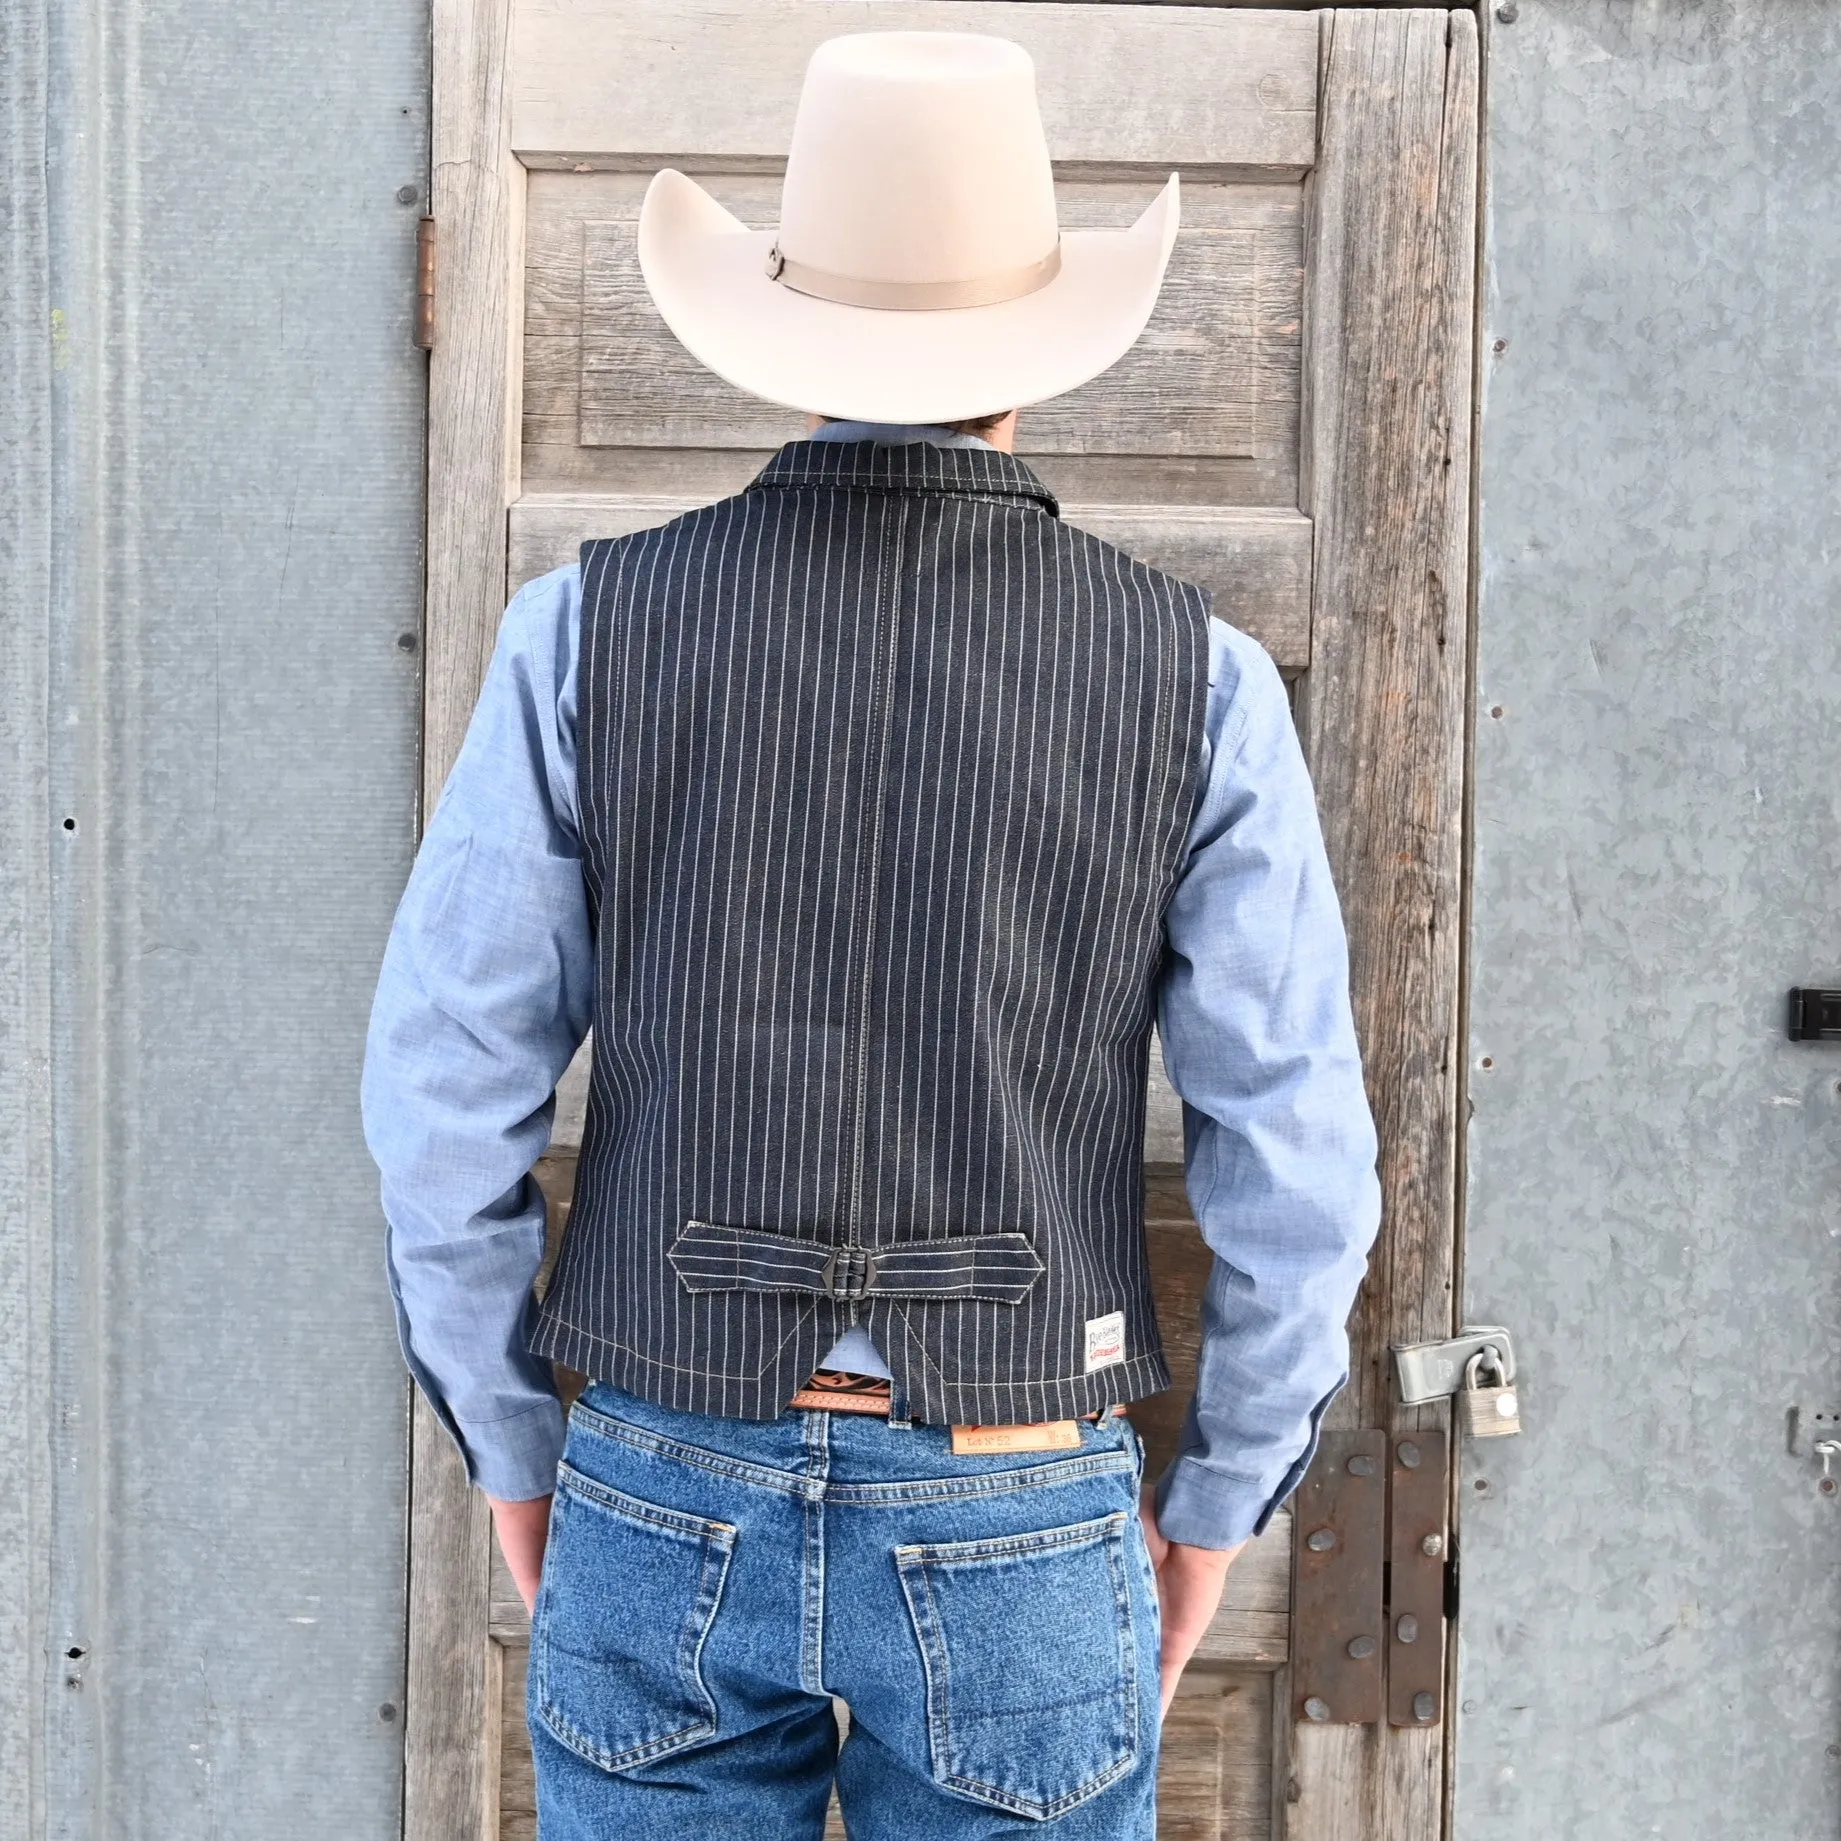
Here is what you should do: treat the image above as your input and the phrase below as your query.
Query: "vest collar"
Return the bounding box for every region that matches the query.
[748,438,1060,518]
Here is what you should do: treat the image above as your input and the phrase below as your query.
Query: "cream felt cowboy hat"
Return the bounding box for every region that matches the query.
[637,31,1180,425]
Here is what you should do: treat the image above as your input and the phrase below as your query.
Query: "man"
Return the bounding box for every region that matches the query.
[364,30,1378,1840]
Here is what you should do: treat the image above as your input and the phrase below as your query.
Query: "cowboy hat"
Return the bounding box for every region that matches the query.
[637,31,1180,425]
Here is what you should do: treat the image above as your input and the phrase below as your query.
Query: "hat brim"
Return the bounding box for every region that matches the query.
[637,168,1181,424]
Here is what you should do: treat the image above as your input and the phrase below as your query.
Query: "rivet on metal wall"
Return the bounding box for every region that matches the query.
[1496,4,1519,23]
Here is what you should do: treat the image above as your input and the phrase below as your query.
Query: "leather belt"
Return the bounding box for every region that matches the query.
[668,1221,1045,1306]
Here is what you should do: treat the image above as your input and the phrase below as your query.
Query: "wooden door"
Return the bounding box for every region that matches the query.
[412,6,1476,1838]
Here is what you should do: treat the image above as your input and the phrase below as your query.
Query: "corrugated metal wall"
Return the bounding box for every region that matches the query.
[1459,3,1841,1834]
[9,1,1841,1836]
[4,1,428,1834]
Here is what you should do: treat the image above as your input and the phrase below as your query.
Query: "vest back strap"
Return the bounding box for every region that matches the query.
[668,1221,1046,1306]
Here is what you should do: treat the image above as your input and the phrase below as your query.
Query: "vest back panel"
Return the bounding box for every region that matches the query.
[531,440,1211,1425]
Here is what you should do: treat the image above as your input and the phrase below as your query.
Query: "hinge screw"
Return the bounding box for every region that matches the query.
[1397,1614,1421,1644]
[1413,1690,1438,1722]
[1303,1696,1331,1723]
[1346,1454,1376,1478]
[1346,1635,1378,1659]
[1396,1440,1422,1469]
[1420,1532,1444,1557]
[1306,1527,1337,1552]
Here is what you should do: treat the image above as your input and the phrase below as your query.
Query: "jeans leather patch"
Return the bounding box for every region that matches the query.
[950,1420,1082,1455]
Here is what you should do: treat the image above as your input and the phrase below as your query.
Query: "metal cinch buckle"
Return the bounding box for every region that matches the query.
[820,1245,877,1302]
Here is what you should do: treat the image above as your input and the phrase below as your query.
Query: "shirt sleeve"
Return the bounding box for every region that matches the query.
[361,563,591,1501]
[1151,616,1383,1550]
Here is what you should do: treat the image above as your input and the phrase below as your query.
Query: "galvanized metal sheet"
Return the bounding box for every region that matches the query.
[8,0,431,1834]
[1460,3,1841,1835]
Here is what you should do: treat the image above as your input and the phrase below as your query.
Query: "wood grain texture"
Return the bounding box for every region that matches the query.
[579,218,1262,456]
[406,1391,497,1841]
[509,493,1312,667]
[1161,1670,1275,1841]
[410,3,523,1839]
[511,0,1318,170]
[427,0,524,793]
[1291,9,1477,1840]
[499,1642,537,1841]
[519,169,1303,503]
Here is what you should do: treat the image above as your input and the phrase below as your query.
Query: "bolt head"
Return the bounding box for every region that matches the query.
[1413,1690,1438,1722]
[1303,1696,1332,1723]
[1396,1440,1422,1469]
[1306,1527,1337,1552]
[1396,1614,1420,1644]
[1347,1635,1378,1660]
[1495,2,1519,22]
[1421,1532,1444,1557]
[1347,1454,1376,1478]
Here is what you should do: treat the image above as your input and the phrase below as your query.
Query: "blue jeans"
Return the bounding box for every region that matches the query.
[528,1381,1162,1839]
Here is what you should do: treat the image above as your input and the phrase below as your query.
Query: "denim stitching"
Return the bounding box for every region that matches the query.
[532,1480,737,1775]
[567,1404,818,1500]
[892,1511,1139,1819]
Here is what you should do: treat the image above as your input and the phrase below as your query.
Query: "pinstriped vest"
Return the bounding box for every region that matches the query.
[529,440,1211,1425]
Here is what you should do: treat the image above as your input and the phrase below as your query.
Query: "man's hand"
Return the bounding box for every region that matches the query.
[487,1492,554,1614]
[1139,1484,1245,1714]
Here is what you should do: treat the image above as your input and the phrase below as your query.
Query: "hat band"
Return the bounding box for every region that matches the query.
[765,241,1062,312]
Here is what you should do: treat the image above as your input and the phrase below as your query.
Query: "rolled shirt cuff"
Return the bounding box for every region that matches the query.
[1153,1456,1284,1551]
[1152,1381,1340,1550]
[452,1396,567,1502]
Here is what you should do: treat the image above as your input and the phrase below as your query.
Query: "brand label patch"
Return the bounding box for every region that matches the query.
[1084,1310,1127,1373]
[950,1421,1082,1455]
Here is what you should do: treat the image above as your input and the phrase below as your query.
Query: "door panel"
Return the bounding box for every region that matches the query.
[416,7,1477,1840]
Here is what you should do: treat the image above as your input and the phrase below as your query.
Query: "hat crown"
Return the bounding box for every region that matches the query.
[776,34,1059,292]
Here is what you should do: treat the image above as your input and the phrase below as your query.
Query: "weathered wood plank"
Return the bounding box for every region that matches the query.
[509,493,1311,668]
[511,0,1319,171]
[1161,1670,1274,1841]
[410,3,523,1839]
[406,1395,496,1841]
[1290,9,1477,1841]
[499,1642,537,1841]
[427,0,524,795]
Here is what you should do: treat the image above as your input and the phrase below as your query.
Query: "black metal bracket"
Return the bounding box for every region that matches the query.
[1787,988,1841,1042]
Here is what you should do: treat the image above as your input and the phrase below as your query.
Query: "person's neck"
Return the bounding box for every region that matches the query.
[806,412,1018,454]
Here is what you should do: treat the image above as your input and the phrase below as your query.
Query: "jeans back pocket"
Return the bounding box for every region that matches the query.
[530,1462,736,1773]
[894,1510,1139,1822]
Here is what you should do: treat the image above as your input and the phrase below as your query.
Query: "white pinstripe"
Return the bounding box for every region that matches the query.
[531,441,1208,1425]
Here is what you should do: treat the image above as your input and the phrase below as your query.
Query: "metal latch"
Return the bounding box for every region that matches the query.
[1392,1327,1517,1405]
[1787,988,1841,1041]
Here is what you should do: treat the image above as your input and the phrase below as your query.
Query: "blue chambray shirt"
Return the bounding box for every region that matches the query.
[362,422,1381,1549]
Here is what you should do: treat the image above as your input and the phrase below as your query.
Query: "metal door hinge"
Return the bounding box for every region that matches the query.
[1293,1429,1452,1729]
[414,217,436,350]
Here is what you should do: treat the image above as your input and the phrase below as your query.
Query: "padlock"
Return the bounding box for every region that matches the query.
[1457,1347,1521,1438]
